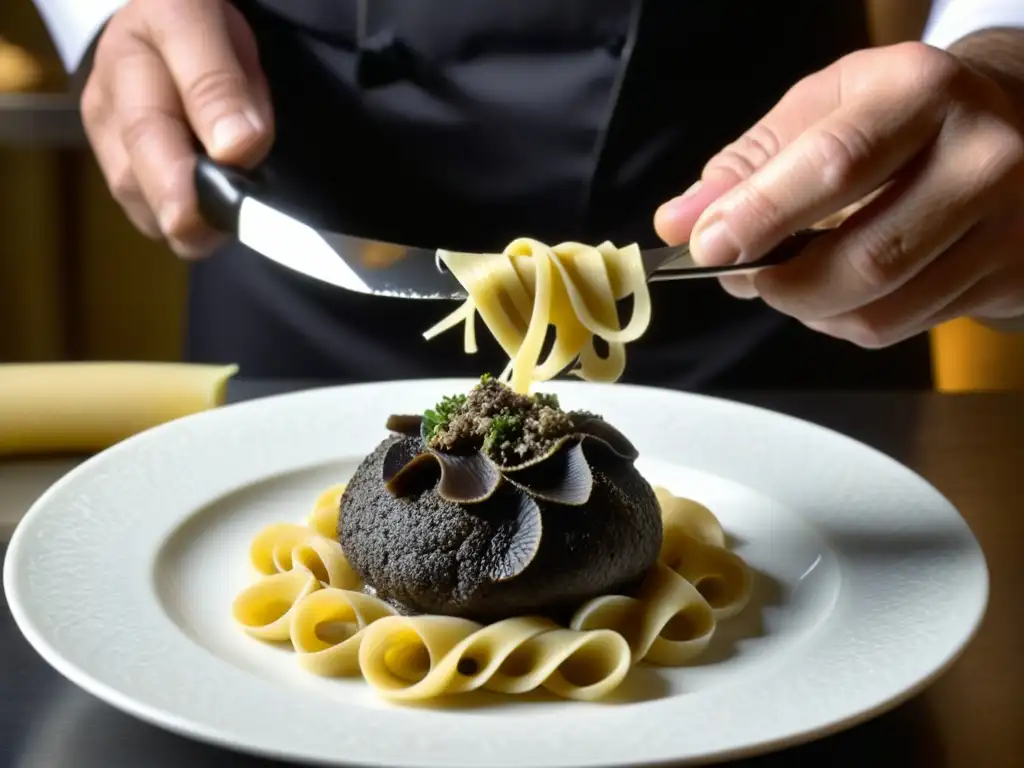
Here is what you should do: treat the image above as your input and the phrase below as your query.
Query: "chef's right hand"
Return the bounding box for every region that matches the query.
[81,0,274,257]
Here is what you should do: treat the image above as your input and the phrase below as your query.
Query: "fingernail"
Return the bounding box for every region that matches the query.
[211,111,261,154]
[691,216,740,266]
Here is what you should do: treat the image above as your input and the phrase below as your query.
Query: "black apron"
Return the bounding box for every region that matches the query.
[186,0,932,389]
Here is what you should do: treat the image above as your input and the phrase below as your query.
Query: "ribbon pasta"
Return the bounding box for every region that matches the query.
[655,488,753,620]
[423,238,653,394]
[230,482,752,703]
[358,615,631,702]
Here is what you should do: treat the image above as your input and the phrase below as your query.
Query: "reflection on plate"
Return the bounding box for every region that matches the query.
[3,380,988,768]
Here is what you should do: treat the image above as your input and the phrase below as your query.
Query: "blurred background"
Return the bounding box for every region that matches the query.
[1,0,1022,390]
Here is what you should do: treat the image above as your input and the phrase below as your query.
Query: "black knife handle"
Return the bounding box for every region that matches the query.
[193,153,263,235]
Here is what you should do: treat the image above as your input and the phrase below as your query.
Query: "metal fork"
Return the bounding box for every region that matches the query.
[195,155,822,300]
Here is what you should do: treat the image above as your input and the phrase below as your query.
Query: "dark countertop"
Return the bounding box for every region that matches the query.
[2,381,1022,768]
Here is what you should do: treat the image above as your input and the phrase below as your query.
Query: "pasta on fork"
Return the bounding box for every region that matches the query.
[424,238,652,393]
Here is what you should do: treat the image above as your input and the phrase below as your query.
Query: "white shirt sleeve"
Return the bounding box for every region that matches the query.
[924,0,1024,49]
[31,0,1024,71]
[31,0,127,72]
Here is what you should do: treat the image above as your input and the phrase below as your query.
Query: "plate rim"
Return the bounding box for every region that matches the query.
[3,379,990,768]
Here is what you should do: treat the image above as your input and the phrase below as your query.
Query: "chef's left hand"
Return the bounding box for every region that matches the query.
[654,39,1024,345]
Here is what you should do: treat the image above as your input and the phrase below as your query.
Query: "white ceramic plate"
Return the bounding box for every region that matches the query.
[4,380,988,768]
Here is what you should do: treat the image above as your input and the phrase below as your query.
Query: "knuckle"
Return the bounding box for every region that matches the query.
[845,229,914,293]
[807,121,873,194]
[706,147,758,181]
[892,43,962,112]
[709,124,783,181]
[735,123,782,169]
[184,69,248,118]
[895,42,960,92]
[119,111,166,155]
[967,124,1024,190]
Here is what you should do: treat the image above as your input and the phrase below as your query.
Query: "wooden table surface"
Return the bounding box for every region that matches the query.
[1,382,1021,767]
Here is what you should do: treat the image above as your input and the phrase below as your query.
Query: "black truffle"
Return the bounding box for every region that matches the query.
[339,434,663,622]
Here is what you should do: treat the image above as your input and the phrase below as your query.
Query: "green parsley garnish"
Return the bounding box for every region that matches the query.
[532,392,560,410]
[484,411,523,452]
[422,393,467,441]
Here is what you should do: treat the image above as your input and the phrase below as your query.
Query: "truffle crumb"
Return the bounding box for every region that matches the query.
[428,378,576,465]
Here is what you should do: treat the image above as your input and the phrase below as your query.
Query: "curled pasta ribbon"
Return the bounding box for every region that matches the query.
[425,238,652,394]
[497,626,631,701]
[232,570,321,641]
[232,484,753,703]
[248,522,360,590]
[571,563,716,666]
[307,483,346,539]
[234,519,363,641]
[655,489,753,620]
[289,587,397,676]
[656,487,726,548]
[358,615,630,702]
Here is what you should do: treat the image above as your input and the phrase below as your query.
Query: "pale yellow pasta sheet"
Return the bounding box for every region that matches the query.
[570,563,716,666]
[291,587,397,676]
[654,488,753,620]
[357,615,631,702]
[307,483,346,539]
[0,362,238,457]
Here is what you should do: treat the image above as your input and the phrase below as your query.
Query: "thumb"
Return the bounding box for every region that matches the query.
[143,0,273,166]
[654,63,843,246]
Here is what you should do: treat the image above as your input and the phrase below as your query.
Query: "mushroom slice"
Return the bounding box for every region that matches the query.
[487,491,543,582]
[385,414,423,438]
[382,440,439,497]
[575,417,639,461]
[505,440,593,506]
[433,450,503,504]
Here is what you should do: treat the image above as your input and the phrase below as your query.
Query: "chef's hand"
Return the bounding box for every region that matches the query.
[655,39,1024,345]
[81,0,274,257]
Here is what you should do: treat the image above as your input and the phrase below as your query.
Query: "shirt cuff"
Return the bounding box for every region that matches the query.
[924,0,1024,49]
[32,0,126,72]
